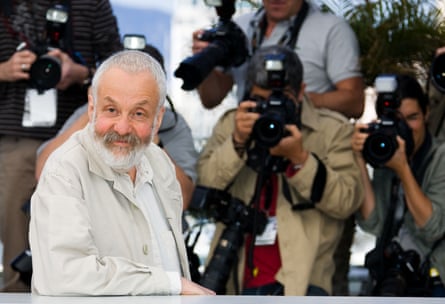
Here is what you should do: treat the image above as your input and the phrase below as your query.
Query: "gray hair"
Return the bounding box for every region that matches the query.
[245,45,303,95]
[91,50,166,111]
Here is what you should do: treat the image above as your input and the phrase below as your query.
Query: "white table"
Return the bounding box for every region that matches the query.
[0,294,444,304]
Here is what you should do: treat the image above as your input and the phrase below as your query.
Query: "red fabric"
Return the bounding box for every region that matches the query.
[285,162,302,177]
[243,174,282,288]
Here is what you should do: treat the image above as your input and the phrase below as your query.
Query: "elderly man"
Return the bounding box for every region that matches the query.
[29,50,214,296]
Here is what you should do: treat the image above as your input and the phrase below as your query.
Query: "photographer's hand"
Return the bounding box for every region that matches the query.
[385,137,433,227]
[0,50,36,82]
[351,122,376,219]
[385,136,409,174]
[47,48,89,90]
[269,124,308,165]
[233,100,259,145]
[351,122,369,155]
[192,29,210,54]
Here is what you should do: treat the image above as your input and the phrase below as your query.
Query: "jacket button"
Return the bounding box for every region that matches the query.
[142,244,149,255]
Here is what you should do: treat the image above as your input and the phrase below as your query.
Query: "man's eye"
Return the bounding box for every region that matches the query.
[133,111,147,120]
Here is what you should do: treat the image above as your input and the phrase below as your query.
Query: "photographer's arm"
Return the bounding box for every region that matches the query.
[35,110,89,180]
[197,106,252,188]
[307,76,364,119]
[191,29,234,109]
[197,69,234,109]
[386,137,433,228]
[153,134,195,210]
[351,122,376,220]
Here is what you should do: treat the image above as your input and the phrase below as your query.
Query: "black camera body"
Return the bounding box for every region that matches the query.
[250,93,298,148]
[361,117,413,168]
[174,0,248,90]
[365,240,427,296]
[250,52,300,148]
[246,53,300,173]
[29,44,62,94]
[361,75,414,168]
[190,185,267,294]
[27,4,69,93]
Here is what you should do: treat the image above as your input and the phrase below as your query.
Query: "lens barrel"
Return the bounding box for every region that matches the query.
[29,55,61,92]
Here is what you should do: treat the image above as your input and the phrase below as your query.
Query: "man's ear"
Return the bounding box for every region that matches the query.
[153,106,166,134]
[87,93,94,122]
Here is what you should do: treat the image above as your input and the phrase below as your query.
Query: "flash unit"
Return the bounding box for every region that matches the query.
[46,6,68,24]
[123,34,146,50]
[375,75,398,93]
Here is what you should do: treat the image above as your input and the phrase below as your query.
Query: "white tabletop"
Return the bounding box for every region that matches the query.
[0,294,444,304]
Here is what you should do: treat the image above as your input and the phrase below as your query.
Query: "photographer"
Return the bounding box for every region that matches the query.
[0,0,121,291]
[352,74,445,297]
[197,45,363,295]
[191,0,364,119]
[427,46,445,142]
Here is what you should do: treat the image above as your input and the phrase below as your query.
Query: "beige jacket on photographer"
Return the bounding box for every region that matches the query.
[197,96,364,295]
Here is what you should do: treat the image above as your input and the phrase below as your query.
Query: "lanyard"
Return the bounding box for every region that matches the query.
[250,0,309,54]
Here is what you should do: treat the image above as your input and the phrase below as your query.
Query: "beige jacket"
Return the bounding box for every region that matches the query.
[197,97,364,295]
[29,126,190,295]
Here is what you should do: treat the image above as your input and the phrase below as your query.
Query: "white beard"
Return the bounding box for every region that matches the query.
[89,123,148,173]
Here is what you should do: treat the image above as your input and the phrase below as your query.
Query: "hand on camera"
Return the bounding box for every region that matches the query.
[47,48,88,90]
[269,124,308,165]
[180,277,216,295]
[233,100,259,145]
[351,122,369,155]
[0,50,36,82]
[192,29,210,55]
[384,135,408,173]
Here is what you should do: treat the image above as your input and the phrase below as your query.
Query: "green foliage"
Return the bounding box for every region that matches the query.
[323,0,445,86]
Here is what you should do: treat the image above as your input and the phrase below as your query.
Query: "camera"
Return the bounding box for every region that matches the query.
[10,249,33,286]
[366,241,427,296]
[244,53,300,173]
[249,53,300,148]
[430,53,445,93]
[361,75,414,168]
[174,0,248,90]
[250,94,299,149]
[189,185,267,294]
[27,4,68,93]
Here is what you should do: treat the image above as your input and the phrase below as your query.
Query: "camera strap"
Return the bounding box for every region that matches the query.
[281,152,327,211]
[251,0,309,54]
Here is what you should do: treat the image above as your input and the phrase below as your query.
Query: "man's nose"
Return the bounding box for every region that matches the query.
[113,116,132,135]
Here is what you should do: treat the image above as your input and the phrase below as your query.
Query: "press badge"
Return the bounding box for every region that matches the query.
[22,88,57,127]
[255,216,277,246]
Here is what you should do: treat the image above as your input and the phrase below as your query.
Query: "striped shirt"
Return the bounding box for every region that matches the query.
[0,0,122,139]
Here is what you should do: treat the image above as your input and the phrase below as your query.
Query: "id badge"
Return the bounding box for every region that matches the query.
[255,216,277,246]
[22,88,57,127]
